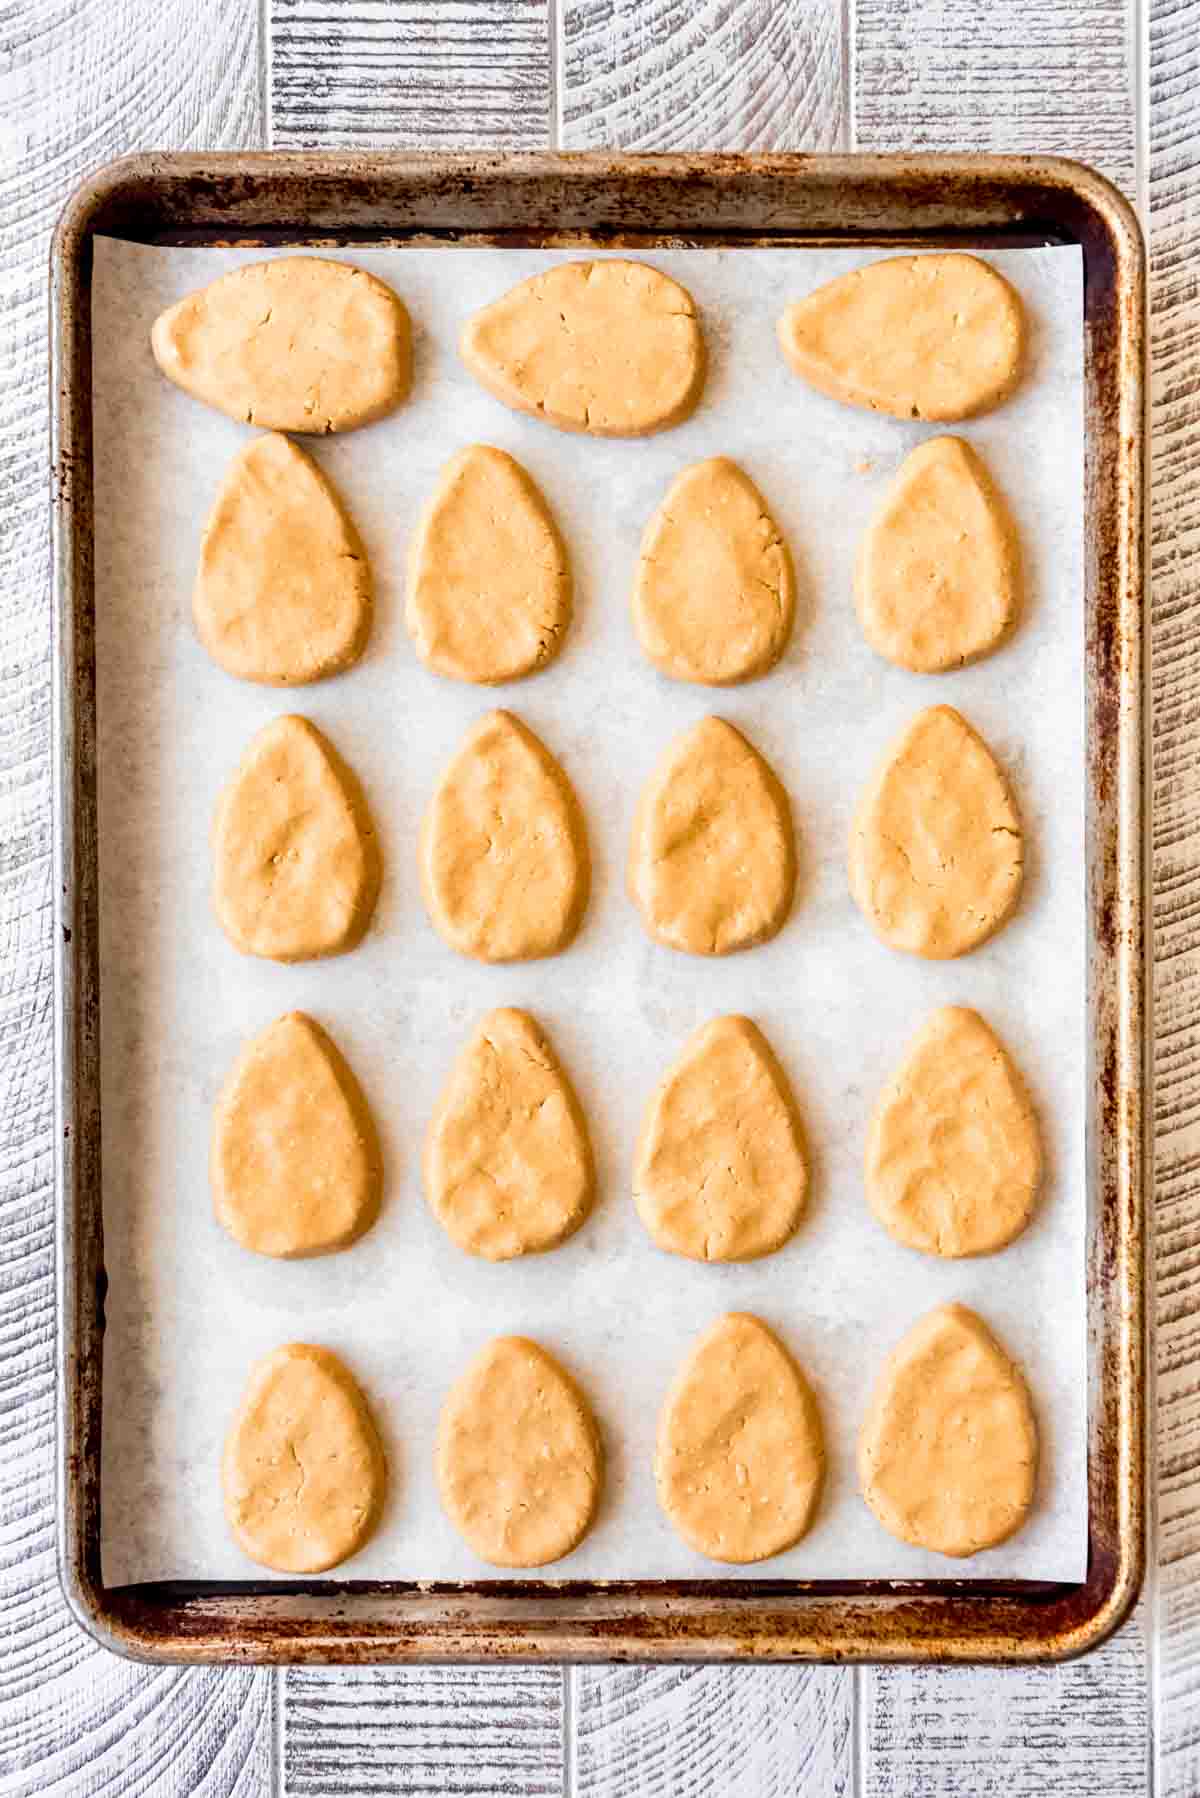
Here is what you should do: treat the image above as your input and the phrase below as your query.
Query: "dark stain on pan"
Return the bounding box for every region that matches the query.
[52,152,1145,1667]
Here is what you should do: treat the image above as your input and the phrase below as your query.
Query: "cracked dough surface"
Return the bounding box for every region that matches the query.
[628,717,794,956]
[436,1336,602,1567]
[212,1011,381,1258]
[194,432,372,685]
[406,444,571,684]
[634,1016,807,1261]
[778,253,1024,421]
[222,1343,386,1573]
[420,710,589,962]
[633,457,795,684]
[460,259,705,437]
[151,256,411,433]
[866,1006,1042,1258]
[212,714,381,962]
[859,1303,1037,1557]
[849,704,1023,959]
[424,1007,594,1260]
[856,436,1021,673]
[656,1312,824,1564]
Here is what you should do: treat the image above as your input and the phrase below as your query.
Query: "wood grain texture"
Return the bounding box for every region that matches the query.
[559,0,846,150]
[854,0,1138,199]
[1150,0,1200,1791]
[270,0,551,148]
[282,1667,564,1795]
[0,2,269,1794]
[573,1666,852,1797]
[861,1610,1151,1796]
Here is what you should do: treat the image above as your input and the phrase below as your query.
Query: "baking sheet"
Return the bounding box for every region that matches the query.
[92,237,1086,1585]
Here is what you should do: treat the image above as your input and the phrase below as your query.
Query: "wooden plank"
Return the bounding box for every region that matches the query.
[861,1611,1151,1797]
[555,13,851,1795]
[270,0,551,148]
[282,1667,565,1795]
[854,0,1137,199]
[559,0,845,150]
[572,1666,853,1797]
[0,3,270,1794]
[850,8,1150,1794]
[1150,0,1200,1789]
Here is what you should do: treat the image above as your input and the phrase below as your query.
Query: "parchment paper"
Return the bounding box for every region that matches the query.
[92,238,1086,1585]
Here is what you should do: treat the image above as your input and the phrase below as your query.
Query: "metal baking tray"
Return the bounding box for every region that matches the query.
[51,152,1146,1665]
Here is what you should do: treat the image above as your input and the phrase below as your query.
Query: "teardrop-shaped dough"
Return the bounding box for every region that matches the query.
[849,705,1022,959]
[633,458,795,685]
[460,259,704,437]
[635,1017,807,1261]
[629,717,794,956]
[436,1336,602,1567]
[867,1006,1042,1258]
[425,1008,594,1260]
[856,437,1020,673]
[212,715,381,962]
[222,1343,386,1573]
[406,445,571,684]
[420,710,588,962]
[778,253,1024,421]
[656,1312,824,1563]
[859,1303,1037,1557]
[194,433,372,685]
[151,256,411,432]
[212,1012,382,1258]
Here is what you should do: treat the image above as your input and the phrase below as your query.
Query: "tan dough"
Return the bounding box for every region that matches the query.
[420,710,588,962]
[859,1303,1037,1557]
[151,256,410,433]
[634,1016,807,1261]
[848,704,1022,959]
[633,458,795,685]
[194,433,372,685]
[212,1012,381,1258]
[866,1006,1042,1258]
[778,253,1024,421]
[223,1343,386,1573]
[656,1312,824,1564]
[424,1007,594,1260]
[460,259,705,438]
[212,715,380,962]
[628,717,794,956]
[406,445,571,684]
[856,437,1020,673]
[436,1336,602,1567]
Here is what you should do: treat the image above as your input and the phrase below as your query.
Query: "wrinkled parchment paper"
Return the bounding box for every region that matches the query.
[92,239,1086,1584]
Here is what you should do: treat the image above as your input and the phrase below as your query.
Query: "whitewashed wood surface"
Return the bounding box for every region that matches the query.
[0,0,1187,1793]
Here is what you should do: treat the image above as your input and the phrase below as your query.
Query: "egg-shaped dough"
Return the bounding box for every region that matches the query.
[152,256,410,432]
[223,1343,386,1573]
[212,1012,381,1258]
[406,445,572,684]
[420,710,589,962]
[194,433,372,685]
[460,259,704,437]
[628,717,794,955]
[633,458,795,684]
[436,1336,602,1567]
[634,1016,807,1261]
[212,715,381,962]
[866,1006,1042,1257]
[425,1008,594,1260]
[849,705,1022,958]
[778,253,1023,421]
[856,436,1020,674]
[859,1303,1037,1557]
[656,1312,824,1563]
